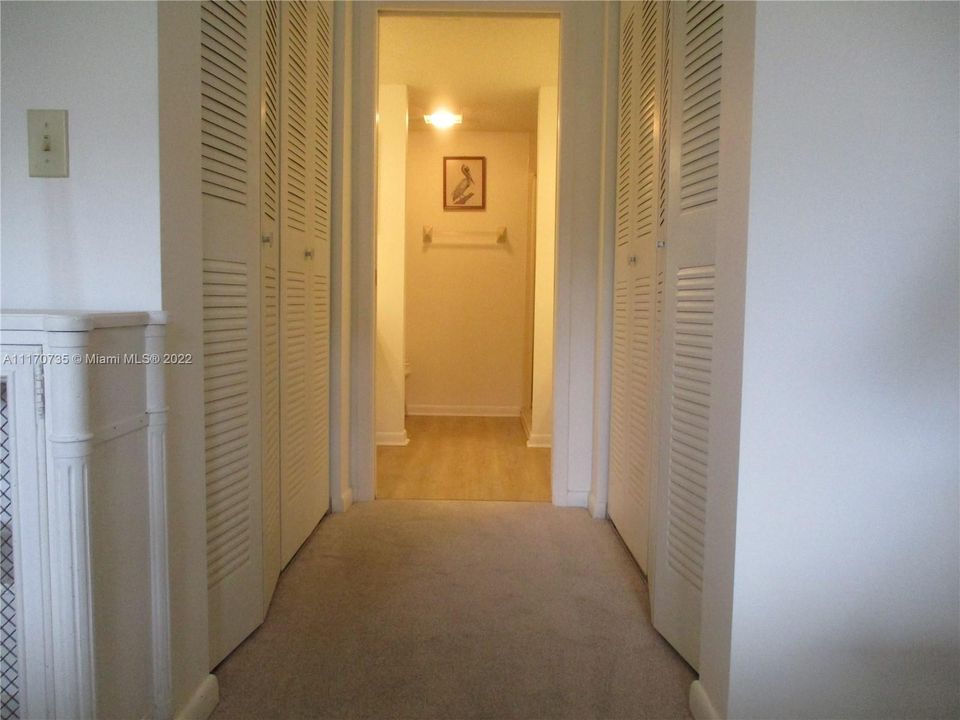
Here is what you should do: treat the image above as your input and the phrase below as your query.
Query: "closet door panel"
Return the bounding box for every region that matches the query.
[608,0,660,575]
[201,0,264,667]
[306,0,333,520]
[608,3,636,570]
[260,0,282,611]
[280,0,332,565]
[652,0,723,671]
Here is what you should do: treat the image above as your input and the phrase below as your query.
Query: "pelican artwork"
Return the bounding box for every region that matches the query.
[451,163,475,205]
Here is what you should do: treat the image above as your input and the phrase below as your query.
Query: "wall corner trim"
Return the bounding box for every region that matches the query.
[334,486,354,513]
[587,490,606,520]
[174,674,219,720]
[689,680,721,720]
[526,434,552,449]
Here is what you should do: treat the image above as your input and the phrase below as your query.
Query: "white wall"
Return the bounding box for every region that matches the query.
[529,86,557,446]
[0,1,161,312]
[720,3,959,718]
[375,84,409,445]
[405,130,530,416]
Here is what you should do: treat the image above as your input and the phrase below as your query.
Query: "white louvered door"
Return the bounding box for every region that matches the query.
[608,0,663,576]
[279,0,332,567]
[200,0,265,666]
[260,0,282,610]
[307,0,332,528]
[651,0,724,671]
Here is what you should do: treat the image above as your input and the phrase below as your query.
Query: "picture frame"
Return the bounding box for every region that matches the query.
[443,156,486,211]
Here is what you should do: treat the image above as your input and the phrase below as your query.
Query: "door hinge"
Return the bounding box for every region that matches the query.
[33,362,45,418]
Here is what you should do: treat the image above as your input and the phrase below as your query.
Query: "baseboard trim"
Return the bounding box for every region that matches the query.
[376,430,409,446]
[333,485,353,513]
[690,680,721,720]
[526,433,552,448]
[587,490,606,519]
[520,408,533,438]
[175,674,219,720]
[407,404,521,417]
[556,490,589,508]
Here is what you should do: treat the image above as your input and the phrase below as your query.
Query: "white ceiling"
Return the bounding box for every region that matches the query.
[379,14,560,132]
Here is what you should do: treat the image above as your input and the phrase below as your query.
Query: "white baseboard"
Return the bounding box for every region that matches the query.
[554,489,588,508]
[175,674,219,720]
[332,485,353,513]
[520,408,533,438]
[587,490,607,519]
[526,433,552,448]
[407,404,520,417]
[690,680,721,720]
[376,430,409,446]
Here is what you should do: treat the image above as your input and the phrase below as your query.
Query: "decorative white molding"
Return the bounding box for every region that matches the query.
[45,328,97,720]
[375,430,409,446]
[3,310,171,719]
[92,413,150,445]
[526,434,552,448]
[146,319,172,720]
[690,680,721,720]
[406,405,521,417]
[174,674,219,720]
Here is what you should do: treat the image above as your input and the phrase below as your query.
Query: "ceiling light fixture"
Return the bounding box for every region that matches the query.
[424,110,462,129]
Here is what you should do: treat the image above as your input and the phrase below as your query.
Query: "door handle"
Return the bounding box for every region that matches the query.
[261,233,273,247]
[628,255,637,266]
[304,248,315,260]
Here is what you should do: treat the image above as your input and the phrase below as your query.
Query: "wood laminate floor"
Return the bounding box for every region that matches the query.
[376,415,551,501]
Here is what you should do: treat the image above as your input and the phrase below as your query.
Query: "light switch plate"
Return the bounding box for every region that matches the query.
[28,109,69,178]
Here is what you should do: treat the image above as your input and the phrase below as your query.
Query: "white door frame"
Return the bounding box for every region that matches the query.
[340,1,619,508]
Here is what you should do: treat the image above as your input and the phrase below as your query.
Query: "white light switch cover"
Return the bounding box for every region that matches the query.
[27,109,69,177]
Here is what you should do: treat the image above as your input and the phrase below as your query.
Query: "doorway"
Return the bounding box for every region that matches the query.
[348,2,615,509]
[372,13,560,502]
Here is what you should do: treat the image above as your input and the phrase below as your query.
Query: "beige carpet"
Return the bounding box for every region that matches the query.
[377,416,551,502]
[211,501,695,720]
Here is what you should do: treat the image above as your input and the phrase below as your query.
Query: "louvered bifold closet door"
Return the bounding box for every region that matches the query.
[608,0,662,576]
[651,0,723,671]
[260,0,282,611]
[307,0,332,526]
[279,0,332,567]
[200,0,265,666]
[609,2,637,554]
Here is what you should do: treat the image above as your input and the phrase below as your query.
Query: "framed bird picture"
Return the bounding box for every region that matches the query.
[443,156,486,210]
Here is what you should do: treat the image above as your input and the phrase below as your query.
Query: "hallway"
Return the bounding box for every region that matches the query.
[377,416,551,501]
[211,501,694,719]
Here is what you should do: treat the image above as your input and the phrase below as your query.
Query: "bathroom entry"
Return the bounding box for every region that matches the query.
[373,13,560,501]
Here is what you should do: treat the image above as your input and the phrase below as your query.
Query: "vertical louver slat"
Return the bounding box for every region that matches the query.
[628,276,653,509]
[262,0,280,223]
[286,0,309,233]
[680,0,723,211]
[666,265,714,590]
[659,2,671,227]
[636,1,658,246]
[308,273,329,496]
[203,259,251,588]
[261,260,280,579]
[610,280,631,494]
[283,270,308,503]
[201,1,249,205]
[313,4,332,246]
[616,7,635,248]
